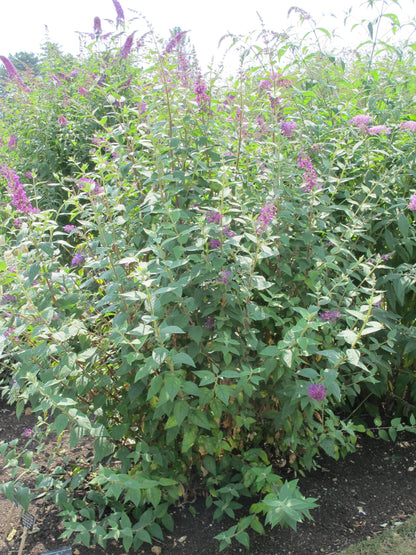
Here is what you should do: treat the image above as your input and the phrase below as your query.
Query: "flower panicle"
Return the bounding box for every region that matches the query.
[408,194,416,211]
[307,383,326,401]
[298,153,320,192]
[120,32,136,59]
[255,202,276,235]
[112,0,125,25]
[94,16,102,35]
[319,310,342,322]
[1,166,37,214]
[0,55,31,92]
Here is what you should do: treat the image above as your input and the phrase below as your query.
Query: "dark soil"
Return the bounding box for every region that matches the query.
[0,400,415,555]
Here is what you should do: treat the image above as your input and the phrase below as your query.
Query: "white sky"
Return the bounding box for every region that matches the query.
[0,0,415,70]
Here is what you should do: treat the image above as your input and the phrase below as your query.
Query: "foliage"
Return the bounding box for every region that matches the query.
[0,0,416,551]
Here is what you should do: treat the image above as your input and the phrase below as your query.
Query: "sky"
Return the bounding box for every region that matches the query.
[0,0,415,70]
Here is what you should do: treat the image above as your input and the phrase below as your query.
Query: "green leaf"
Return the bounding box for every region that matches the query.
[28,263,40,283]
[251,275,273,290]
[174,401,189,427]
[152,347,169,365]
[282,349,292,368]
[203,455,217,475]
[1,481,16,503]
[147,486,161,508]
[15,487,33,512]
[136,528,152,544]
[159,325,186,341]
[236,531,250,549]
[164,374,181,400]
[216,384,232,406]
[94,437,115,463]
[250,515,265,534]
[246,304,268,321]
[297,367,318,379]
[53,413,69,436]
[346,348,360,367]
[361,321,384,335]
[189,326,203,343]
[398,214,409,238]
[379,429,389,441]
[320,437,335,457]
[193,370,217,386]
[337,330,358,345]
[182,427,197,453]
[172,352,195,368]
[392,278,406,306]
[190,409,212,430]
[260,345,280,356]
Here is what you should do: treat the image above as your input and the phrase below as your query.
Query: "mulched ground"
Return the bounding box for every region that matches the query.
[0,399,415,555]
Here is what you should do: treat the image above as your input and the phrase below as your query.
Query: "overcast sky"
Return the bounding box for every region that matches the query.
[0,0,414,70]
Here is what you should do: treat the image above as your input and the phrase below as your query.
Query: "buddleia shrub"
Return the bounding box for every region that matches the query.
[1,1,416,551]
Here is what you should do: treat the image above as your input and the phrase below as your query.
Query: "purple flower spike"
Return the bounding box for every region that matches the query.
[193,75,210,106]
[78,177,103,196]
[223,225,235,238]
[259,79,272,92]
[120,32,135,59]
[7,134,16,149]
[367,125,391,136]
[204,316,215,329]
[350,114,372,127]
[58,116,68,127]
[112,0,125,25]
[1,294,17,304]
[165,31,188,54]
[94,16,102,35]
[255,202,275,235]
[71,249,86,267]
[1,167,37,214]
[298,153,320,192]
[0,56,20,80]
[219,270,230,284]
[206,211,221,224]
[281,121,297,138]
[0,56,31,92]
[401,121,416,132]
[319,310,342,322]
[4,327,17,340]
[210,239,221,249]
[64,224,77,233]
[23,428,33,438]
[307,383,326,401]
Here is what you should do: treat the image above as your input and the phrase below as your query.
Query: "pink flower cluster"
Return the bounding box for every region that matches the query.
[349,114,391,135]
[367,125,391,135]
[349,114,372,127]
[319,310,342,322]
[206,211,235,249]
[307,384,326,401]
[401,120,416,132]
[281,121,297,138]
[255,202,276,235]
[298,153,320,192]
[408,194,416,211]
[1,166,37,214]
[78,177,104,197]
[0,56,31,92]
[120,32,135,59]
